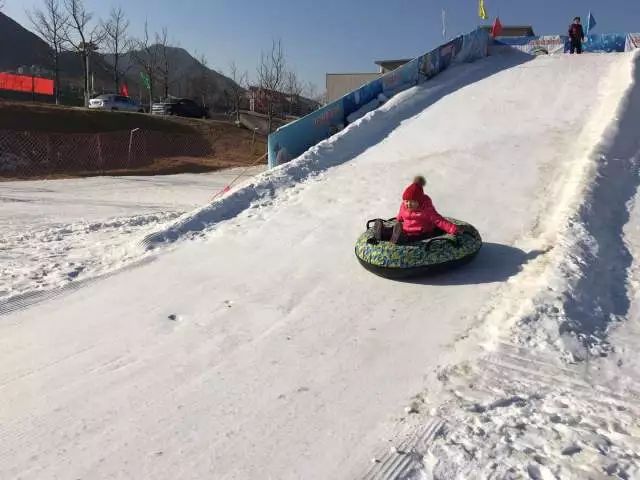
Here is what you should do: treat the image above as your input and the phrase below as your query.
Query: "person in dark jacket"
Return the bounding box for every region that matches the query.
[568,17,585,54]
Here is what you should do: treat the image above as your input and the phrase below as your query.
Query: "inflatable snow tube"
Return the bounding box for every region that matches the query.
[355,218,482,279]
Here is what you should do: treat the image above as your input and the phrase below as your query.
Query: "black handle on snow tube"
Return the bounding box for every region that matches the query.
[421,234,461,247]
[366,218,397,230]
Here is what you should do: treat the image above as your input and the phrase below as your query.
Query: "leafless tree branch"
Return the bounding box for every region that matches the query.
[156,26,171,99]
[257,39,286,133]
[63,0,105,106]
[305,82,324,107]
[132,20,159,109]
[229,61,247,123]
[285,70,303,115]
[103,6,130,93]
[194,52,211,112]
[27,0,68,104]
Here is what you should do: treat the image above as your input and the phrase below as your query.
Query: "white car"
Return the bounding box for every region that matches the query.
[88,94,143,113]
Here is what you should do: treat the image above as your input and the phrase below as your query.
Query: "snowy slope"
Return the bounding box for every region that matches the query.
[360,51,640,480]
[1,51,638,480]
[0,167,263,304]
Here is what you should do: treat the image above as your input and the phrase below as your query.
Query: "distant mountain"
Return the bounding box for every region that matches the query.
[103,45,241,107]
[0,12,51,72]
[0,11,241,109]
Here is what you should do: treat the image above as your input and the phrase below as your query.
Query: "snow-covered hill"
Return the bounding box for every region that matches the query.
[1,50,639,479]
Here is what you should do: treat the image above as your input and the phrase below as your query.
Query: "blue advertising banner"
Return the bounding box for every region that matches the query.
[456,29,488,63]
[268,28,490,169]
[381,58,420,96]
[495,33,640,55]
[494,36,566,55]
[582,34,627,53]
[341,77,384,123]
[440,36,465,67]
[269,101,345,167]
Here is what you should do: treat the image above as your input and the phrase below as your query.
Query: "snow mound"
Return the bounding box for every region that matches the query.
[512,50,640,358]
[140,53,530,249]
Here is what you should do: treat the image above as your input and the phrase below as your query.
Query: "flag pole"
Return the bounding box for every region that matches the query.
[585,10,591,43]
[442,8,447,40]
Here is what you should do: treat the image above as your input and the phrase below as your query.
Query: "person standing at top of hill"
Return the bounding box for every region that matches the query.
[568,17,585,54]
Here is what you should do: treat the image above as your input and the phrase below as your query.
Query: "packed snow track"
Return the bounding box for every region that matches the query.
[1,51,639,480]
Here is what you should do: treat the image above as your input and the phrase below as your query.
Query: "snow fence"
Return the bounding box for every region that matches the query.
[267,28,490,169]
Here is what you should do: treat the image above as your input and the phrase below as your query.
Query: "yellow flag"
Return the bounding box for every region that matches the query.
[478,0,488,20]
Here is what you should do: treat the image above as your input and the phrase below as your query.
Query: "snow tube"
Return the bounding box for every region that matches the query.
[355,218,482,279]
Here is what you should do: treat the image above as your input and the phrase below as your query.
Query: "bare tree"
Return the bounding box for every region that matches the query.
[63,0,104,106]
[229,61,247,123]
[257,39,286,133]
[305,82,324,109]
[0,1,5,10]
[156,26,171,99]
[103,6,130,93]
[194,53,211,113]
[132,20,159,109]
[305,81,319,102]
[304,81,316,100]
[27,0,68,104]
[285,70,303,116]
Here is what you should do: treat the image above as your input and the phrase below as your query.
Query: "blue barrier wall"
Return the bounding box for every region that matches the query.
[583,34,627,52]
[495,33,640,55]
[268,28,490,169]
[493,35,566,54]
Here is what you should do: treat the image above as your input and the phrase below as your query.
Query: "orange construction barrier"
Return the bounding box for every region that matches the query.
[0,72,54,95]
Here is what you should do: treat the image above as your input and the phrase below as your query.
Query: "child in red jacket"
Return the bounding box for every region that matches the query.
[373,176,459,244]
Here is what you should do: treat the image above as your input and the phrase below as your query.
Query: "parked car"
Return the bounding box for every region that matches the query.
[88,94,143,113]
[151,97,208,118]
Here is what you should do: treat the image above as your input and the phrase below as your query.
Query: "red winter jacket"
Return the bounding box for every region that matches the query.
[396,194,459,236]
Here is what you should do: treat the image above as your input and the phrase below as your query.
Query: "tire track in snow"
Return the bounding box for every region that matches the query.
[431,344,640,478]
[0,211,181,315]
[358,419,445,480]
[0,255,156,316]
[361,343,640,479]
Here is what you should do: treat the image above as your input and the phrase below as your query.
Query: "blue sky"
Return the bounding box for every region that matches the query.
[5,0,640,90]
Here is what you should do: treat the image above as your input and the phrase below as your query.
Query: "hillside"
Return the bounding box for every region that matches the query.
[103,45,240,107]
[0,11,240,108]
[0,100,267,178]
[2,50,639,479]
[0,11,51,71]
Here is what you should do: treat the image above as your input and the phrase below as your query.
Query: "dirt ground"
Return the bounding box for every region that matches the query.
[0,100,267,178]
